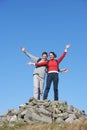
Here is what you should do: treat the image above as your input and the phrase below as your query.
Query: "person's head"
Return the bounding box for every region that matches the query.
[49,52,57,59]
[42,52,48,60]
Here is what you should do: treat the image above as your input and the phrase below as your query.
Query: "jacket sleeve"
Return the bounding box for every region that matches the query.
[58,51,66,63]
[24,50,39,62]
[35,60,48,67]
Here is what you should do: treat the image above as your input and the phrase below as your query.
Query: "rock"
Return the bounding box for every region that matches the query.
[56,118,64,123]
[65,114,77,123]
[0,97,87,126]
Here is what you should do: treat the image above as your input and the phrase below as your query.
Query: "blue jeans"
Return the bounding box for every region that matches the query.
[43,73,59,100]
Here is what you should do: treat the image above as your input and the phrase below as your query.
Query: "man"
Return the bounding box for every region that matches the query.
[21,47,48,100]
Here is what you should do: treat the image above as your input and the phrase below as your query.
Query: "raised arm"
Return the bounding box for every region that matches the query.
[20,47,39,62]
[58,44,70,63]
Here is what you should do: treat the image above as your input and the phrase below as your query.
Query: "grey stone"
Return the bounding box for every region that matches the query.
[65,114,76,123]
[56,118,64,123]
[0,97,87,126]
[65,117,74,123]
[9,115,17,122]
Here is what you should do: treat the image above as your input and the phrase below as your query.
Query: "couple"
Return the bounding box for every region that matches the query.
[21,44,70,101]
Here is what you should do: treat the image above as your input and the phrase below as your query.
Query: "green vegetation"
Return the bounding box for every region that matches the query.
[0,120,87,130]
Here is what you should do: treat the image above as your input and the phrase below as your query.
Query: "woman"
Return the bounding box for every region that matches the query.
[35,44,70,100]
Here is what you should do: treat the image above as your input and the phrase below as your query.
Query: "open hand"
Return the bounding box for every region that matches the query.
[27,62,35,66]
[20,47,26,52]
[63,69,68,72]
[66,44,70,49]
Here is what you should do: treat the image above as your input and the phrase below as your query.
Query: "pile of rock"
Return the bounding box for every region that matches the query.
[0,97,87,126]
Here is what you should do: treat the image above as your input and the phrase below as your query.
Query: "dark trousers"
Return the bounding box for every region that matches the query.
[43,73,59,100]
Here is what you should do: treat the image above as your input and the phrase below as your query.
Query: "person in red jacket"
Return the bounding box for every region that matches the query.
[35,44,70,101]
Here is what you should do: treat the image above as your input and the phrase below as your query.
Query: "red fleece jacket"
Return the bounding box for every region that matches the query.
[35,51,66,72]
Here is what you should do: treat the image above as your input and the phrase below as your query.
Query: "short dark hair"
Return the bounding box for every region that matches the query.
[49,52,57,58]
[42,52,48,57]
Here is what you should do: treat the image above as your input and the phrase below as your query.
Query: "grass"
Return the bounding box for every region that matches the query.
[0,119,87,130]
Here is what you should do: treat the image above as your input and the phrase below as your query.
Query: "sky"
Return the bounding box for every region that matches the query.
[0,0,87,115]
